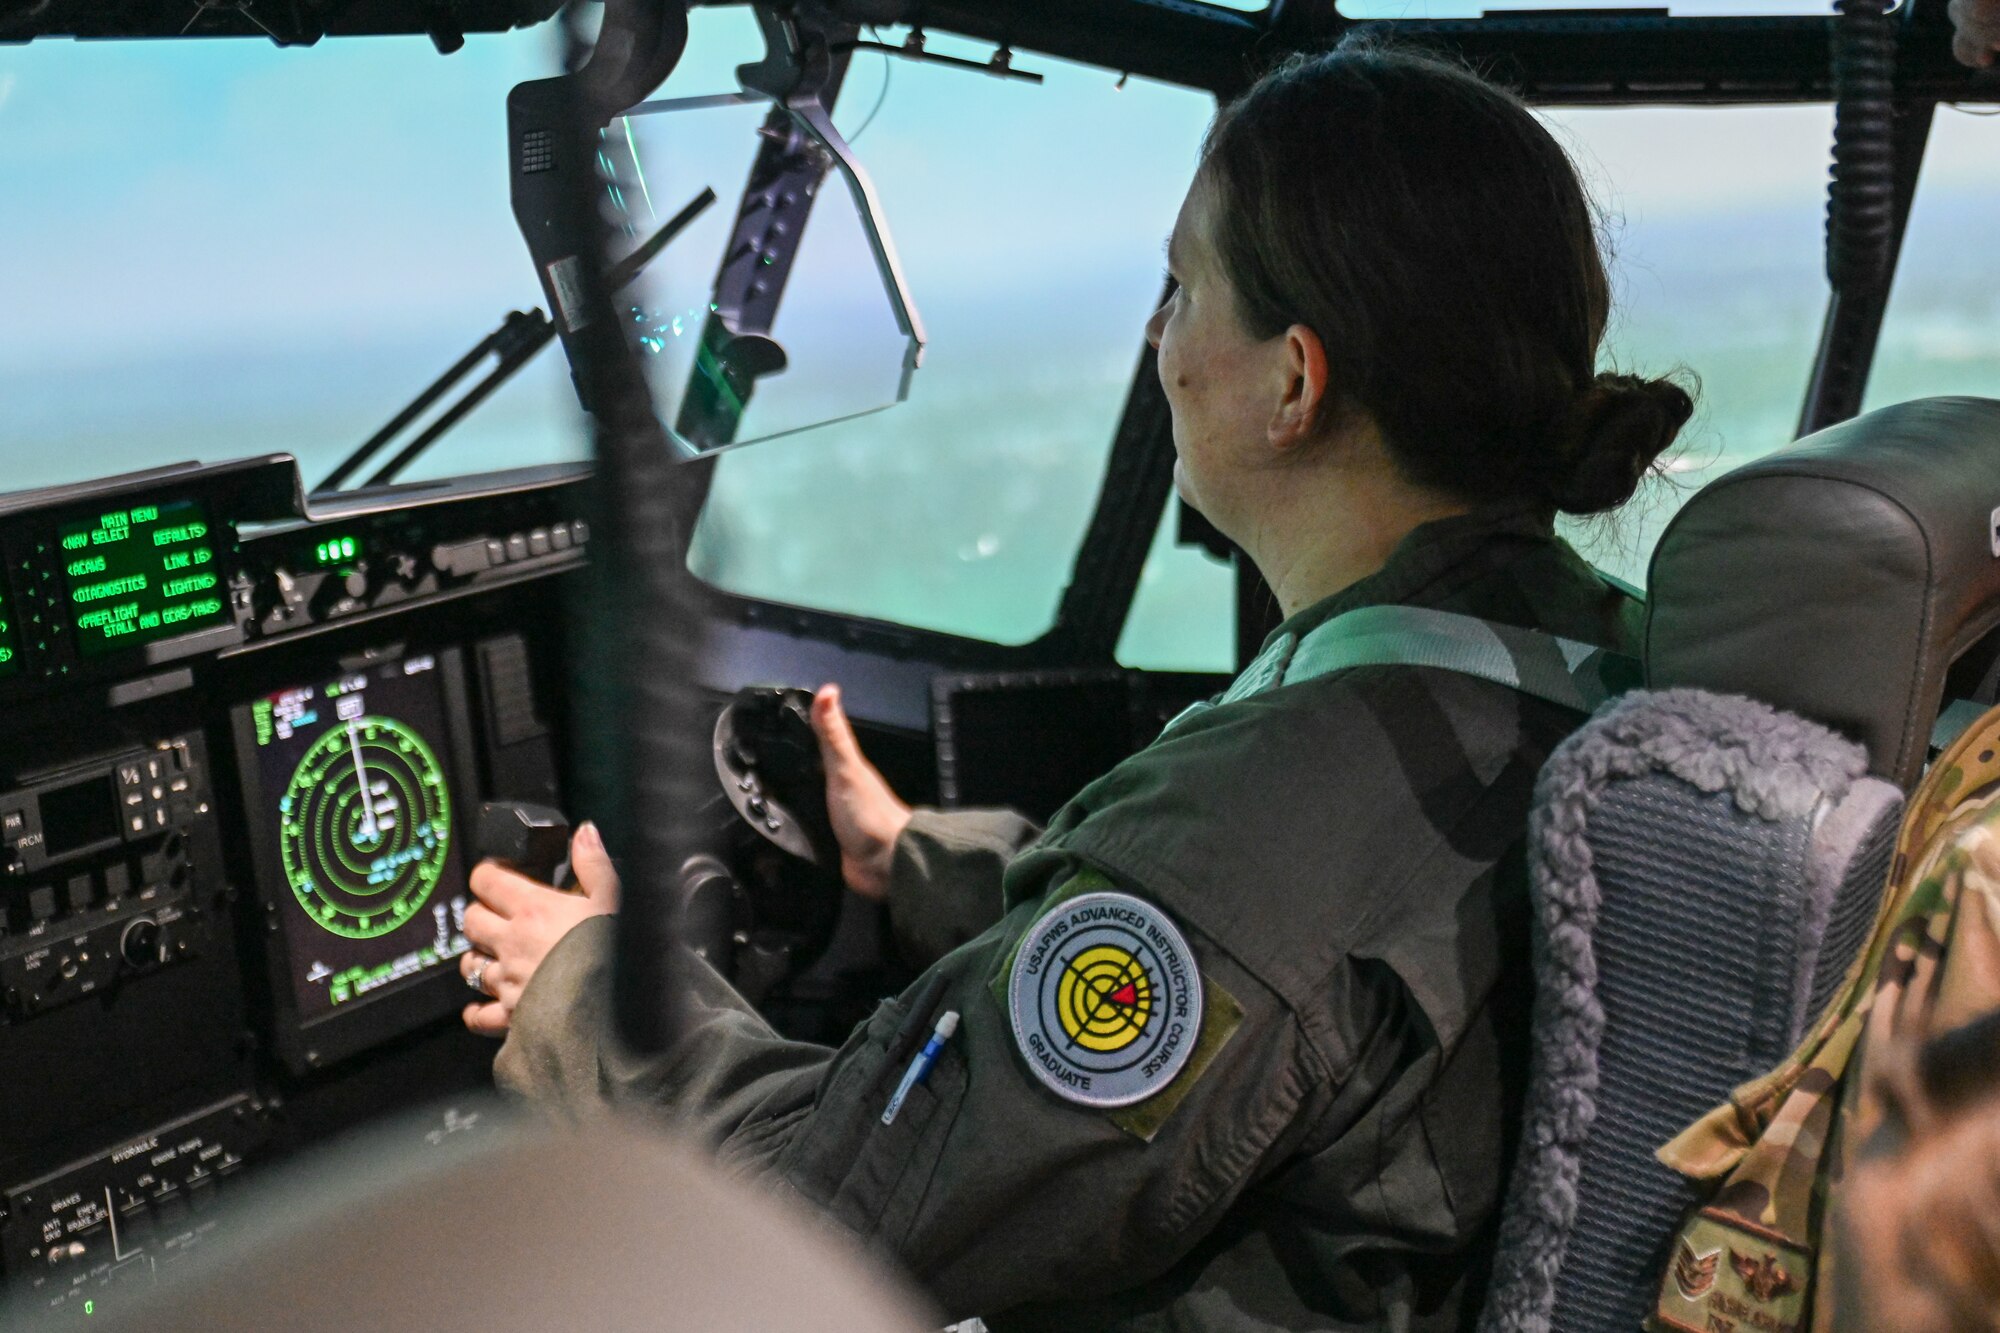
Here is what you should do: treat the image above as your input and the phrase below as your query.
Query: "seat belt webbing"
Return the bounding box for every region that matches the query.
[1161,605,1639,737]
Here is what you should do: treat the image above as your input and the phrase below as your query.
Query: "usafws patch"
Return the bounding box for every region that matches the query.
[1008,890,1203,1108]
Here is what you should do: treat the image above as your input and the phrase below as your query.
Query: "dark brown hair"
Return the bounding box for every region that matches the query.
[1199,42,1693,516]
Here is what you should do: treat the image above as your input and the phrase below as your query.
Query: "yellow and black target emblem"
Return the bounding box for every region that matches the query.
[1009,890,1202,1107]
[1058,945,1153,1052]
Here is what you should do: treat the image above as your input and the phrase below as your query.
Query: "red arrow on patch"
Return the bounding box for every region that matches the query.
[1109,982,1139,1007]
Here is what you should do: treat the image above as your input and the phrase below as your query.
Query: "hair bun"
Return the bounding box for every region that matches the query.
[1551,372,1695,515]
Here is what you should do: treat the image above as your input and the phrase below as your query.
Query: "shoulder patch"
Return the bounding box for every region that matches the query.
[1007,889,1204,1108]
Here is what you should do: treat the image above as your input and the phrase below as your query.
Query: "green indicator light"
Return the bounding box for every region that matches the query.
[314,535,361,566]
[85,1301,94,1315]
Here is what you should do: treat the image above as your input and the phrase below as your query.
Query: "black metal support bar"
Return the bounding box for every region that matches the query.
[327,188,717,493]
[364,311,553,486]
[1050,343,1177,662]
[1797,98,1936,438]
[839,35,1045,85]
[318,329,520,493]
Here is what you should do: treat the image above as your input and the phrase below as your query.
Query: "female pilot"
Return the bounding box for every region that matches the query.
[459,42,1693,1330]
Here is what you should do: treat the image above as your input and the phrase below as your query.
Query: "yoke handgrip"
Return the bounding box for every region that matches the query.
[474,801,573,888]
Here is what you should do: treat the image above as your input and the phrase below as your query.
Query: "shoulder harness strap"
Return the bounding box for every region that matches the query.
[1287,604,1641,711]
[1162,605,1640,737]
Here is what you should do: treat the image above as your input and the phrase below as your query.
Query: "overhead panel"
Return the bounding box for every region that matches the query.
[1337,1,1834,13]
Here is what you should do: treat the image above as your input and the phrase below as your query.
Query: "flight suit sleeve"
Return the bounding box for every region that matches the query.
[885,808,1041,967]
[495,865,1337,1323]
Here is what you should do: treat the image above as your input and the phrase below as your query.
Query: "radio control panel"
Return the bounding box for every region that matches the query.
[0,734,215,1019]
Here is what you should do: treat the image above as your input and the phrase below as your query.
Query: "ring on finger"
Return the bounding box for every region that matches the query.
[466,955,493,997]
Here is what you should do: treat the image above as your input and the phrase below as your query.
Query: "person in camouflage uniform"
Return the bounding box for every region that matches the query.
[459,44,1694,1331]
[1650,701,2000,1333]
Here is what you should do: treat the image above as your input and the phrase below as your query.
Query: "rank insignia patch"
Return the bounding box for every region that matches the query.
[1008,890,1203,1108]
[1672,1240,1720,1300]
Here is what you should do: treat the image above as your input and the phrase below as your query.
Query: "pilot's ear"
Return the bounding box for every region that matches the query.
[1268,322,1329,453]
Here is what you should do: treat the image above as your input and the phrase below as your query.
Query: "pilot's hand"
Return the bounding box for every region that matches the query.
[1951,0,2000,67]
[461,821,619,1037]
[811,683,912,902]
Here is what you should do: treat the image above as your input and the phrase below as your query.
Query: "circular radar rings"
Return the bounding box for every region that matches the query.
[280,715,453,940]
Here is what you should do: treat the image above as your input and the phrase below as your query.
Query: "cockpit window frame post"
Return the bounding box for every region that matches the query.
[1797,96,1937,438]
[1046,339,1181,664]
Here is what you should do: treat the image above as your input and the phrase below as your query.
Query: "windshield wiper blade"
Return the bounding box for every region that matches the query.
[316,185,718,494]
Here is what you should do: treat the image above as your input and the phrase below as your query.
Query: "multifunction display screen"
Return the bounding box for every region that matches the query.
[60,498,227,657]
[244,654,470,1024]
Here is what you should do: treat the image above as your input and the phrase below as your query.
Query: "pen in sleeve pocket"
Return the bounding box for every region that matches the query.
[882,1010,959,1126]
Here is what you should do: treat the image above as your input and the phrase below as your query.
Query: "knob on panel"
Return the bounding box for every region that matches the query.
[120,917,164,968]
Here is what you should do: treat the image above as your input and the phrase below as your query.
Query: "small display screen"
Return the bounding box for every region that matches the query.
[0,572,20,678]
[244,654,470,1024]
[60,498,228,658]
[38,774,120,860]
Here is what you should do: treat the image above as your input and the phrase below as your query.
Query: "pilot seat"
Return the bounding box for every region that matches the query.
[1479,396,2000,1332]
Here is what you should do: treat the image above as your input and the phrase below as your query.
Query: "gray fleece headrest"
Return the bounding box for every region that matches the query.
[1645,396,2000,790]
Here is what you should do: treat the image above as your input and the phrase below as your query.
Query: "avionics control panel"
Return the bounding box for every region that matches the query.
[0,458,293,694]
[0,454,588,1324]
[0,736,214,1018]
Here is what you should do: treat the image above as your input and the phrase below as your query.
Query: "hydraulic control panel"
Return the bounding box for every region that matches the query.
[3,1096,269,1319]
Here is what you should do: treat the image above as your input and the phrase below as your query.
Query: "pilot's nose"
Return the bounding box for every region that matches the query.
[1144,301,1167,350]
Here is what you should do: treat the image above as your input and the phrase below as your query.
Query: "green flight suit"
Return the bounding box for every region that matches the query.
[495,506,1643,1330]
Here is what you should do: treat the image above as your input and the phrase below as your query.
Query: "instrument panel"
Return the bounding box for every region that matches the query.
[0,455,591,1323]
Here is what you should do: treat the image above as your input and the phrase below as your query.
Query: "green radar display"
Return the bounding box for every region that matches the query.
[241,651,473,1032]
[280,714,452,940]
